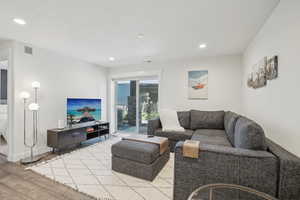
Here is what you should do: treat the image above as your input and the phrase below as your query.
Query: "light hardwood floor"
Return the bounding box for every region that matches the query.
[0,158,96,200]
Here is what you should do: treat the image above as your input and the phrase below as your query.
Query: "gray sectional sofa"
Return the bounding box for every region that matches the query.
[147,110,300,200]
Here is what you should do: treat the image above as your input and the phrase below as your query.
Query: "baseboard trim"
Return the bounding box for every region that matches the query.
[8,146,51,162]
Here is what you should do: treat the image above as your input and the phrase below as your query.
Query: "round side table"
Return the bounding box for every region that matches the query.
[188,183,278,200]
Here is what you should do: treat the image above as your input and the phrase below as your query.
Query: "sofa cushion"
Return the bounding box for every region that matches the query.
[191,129,232,147]
[177,111,191,129]
[155,129,193,141]
[190,110,225,130]
[234,117,267,150]
[111,140,160,165]
[224,111,240,146]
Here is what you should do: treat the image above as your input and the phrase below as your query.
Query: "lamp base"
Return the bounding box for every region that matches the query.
[20,155,42,165]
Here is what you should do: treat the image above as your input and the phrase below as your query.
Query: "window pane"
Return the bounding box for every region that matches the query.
[116,80,137,133]
[139,79,159,134]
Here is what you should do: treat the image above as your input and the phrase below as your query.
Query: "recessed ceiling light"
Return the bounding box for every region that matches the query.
[13,18,26,25]
[199,43,207,49]
[109,57,115,61]
[137,34,144,39]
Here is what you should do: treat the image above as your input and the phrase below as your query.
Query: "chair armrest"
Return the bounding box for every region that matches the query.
[147,117,161,136]
[173,142,278,200]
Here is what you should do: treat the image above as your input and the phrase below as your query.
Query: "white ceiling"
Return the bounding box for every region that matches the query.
[0,0,279,67]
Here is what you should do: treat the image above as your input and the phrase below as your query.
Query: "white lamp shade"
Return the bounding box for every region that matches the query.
[28,103,40,111]
[31,81,41,89]
[20,91,30,99]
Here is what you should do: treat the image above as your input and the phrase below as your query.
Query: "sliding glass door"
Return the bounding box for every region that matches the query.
[115,78,159,134]
[116,80,137,132]
[138,80,159,133]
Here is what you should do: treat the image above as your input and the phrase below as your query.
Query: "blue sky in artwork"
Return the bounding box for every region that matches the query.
[188,70,208,79]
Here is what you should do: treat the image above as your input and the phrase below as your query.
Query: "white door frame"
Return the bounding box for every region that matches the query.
[113,76,159,134]
[110,70,162,134]
[113,79,141,134]
[136,80,140,133]
[0,47,13,159]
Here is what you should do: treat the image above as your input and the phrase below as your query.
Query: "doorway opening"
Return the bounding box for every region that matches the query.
[0,54,8,157]
[115,78,159,134]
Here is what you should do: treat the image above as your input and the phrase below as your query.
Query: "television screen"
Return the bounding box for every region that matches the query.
[67,98,101,124]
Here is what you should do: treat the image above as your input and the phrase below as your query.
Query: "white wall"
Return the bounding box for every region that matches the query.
[108,55,242,132]
[10,41,107,161]
[242,0,300,156]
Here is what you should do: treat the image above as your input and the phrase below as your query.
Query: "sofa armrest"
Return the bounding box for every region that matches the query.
[175,141,276,158]
[266,138,300,200]
[147,117,161,136]
[174,142,278,200]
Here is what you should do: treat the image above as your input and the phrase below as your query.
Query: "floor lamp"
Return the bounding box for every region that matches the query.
[20,91,30,160]
[20,81,42,164]
[31,81,40,103]
[21,102,41,164]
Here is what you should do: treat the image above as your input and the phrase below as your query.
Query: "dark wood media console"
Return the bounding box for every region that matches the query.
[47,121,109,152]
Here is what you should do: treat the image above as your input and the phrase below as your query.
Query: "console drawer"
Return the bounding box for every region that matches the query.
[48,128,87,149]
[57,131,86,147]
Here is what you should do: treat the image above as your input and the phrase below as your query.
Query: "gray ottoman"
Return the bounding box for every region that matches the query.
[111,140,170,181]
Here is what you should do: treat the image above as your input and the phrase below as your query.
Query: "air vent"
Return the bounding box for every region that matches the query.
[24,46,33,55]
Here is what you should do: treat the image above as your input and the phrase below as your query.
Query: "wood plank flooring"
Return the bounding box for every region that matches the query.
[0,161,96,200]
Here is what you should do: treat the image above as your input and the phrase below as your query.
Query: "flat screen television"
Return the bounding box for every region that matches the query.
[67,98,101,124]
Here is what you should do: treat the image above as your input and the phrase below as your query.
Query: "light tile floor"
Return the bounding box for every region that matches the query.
[28,136,174,200]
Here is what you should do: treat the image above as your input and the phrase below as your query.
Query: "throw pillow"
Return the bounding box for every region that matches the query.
[160,109,185,132]
[234,116,267,150]
[224,111,240,146]
[177,111,191,129]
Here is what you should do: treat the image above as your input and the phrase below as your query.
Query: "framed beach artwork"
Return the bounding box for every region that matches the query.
[188,70,208,99]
